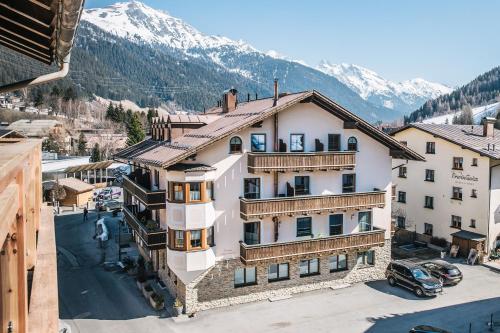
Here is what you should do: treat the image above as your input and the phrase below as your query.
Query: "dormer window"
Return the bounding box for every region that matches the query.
[229,136,242,154]
[347,137,358,151]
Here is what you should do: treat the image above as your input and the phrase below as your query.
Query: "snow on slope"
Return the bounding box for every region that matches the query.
[317,61,452,112]
[422,102,500,124]
[82,1,255,52]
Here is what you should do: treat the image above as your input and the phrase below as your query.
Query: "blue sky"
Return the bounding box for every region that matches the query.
[85,0,500,86]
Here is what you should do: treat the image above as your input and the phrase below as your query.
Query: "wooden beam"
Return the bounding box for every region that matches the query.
[343,121,358,129]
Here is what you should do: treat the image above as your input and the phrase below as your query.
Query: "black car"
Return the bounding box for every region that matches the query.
[410,325,451,333]
[421,260,462,286]
[385,260,443,297]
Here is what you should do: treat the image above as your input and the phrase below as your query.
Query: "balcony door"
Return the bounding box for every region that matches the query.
[244,222,260,245]
[329,214,343,236]
[244,178,261,199]
[358,211,372,232]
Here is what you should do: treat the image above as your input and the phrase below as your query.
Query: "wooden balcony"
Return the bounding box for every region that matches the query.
[122,175,166,209]
[123,206,167,250]
[247,151,355,173]
[240,228,386,263]
[240,191,386,220]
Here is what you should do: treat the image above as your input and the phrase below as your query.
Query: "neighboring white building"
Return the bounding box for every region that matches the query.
[392,118,500,258]
[116,88,422,313]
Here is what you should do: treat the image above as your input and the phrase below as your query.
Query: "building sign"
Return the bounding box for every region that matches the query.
[452,171,478,185]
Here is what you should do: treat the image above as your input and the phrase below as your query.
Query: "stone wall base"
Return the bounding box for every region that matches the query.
[162,240,391,313]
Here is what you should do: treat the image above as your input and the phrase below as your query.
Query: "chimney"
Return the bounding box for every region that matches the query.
[273,79,279,106]
[222,88,238,113]
[482,117,496,137]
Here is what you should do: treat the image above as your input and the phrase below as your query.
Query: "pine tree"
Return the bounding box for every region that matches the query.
[461,105,474,125]
[34,89,44,107]
[91,143,101,162]
[77,132,87,156]
[105,102,115,121]
[42,133,60,153]
[125,109,133,126]
[127,113,145,146]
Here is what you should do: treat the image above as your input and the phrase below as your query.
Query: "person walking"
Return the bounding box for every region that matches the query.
[83,207,88,222]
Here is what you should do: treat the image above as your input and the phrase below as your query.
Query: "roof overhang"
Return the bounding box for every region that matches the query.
[0,0,85,92]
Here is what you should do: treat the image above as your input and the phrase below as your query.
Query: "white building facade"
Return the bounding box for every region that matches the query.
[116,89,422,313]
[392,120,500,258]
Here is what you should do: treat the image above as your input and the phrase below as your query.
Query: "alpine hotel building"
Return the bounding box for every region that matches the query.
[115,85,422,313]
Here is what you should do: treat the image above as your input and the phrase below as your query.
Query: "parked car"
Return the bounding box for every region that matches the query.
[98,200,122,212]
[410,325,451,333]
[420,260,463,286]
[385,260,443,297]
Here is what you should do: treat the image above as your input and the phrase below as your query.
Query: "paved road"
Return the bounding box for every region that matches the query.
[56,209,172,333]
[57,211,500,333]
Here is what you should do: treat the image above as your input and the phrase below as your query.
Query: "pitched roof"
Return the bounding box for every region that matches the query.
[0,129,26,139]
[167,114,219,124]
[392,123,500,159]
[58,177,94,194]
[7,119,63,137]
[116,91,423,168]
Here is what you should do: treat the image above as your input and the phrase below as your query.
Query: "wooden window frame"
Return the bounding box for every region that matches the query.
[399,166,407,178]
[296,217,312,237]
[452,157,463,170]
[451,215,462,229]
[342,173,356,193]
[328,134,341,151]
[243,178,261,199]
[250,133,266,152]
[244,221,260,245]
[424,196,434,209]
[425,169,435,182]
[229,136,243,154]
[426,142,436,154]
[452,187,463,200]
[397,191,406,203]
[347,137,358,151]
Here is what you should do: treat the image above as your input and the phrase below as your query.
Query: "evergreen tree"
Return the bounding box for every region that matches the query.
[495,107,500,129]
[91,143,102,162]
[34,89,44,107]
[42,133,60,153]
[461,105,474,125]
[125,109,133,126]
[127,113,145,146]
[77,132,87,156]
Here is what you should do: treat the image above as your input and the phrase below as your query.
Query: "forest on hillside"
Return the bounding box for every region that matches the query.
[406,66,500,123]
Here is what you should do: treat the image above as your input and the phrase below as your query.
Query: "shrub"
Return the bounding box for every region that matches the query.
[430,237,448,248]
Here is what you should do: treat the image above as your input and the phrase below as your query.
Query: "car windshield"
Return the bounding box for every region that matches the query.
[412,268,432,280]
[447,268,460,276]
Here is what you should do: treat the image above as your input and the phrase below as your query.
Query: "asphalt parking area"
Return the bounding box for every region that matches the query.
[173,261,500,333]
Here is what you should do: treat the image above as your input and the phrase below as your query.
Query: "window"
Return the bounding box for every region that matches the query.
[229,137,242,154]
[424,196,434,209]
[451,215,462,229]
[347,137,358,151]
[398,166,407,178]
[424,223,433,236]
[268,263,289,282]
[328,134,341,151]
[329,214,343,235]
[425,169,435,182]
[400,141,408,146]
[426,142,435,154]
[357,251,375,266]
[297,217,312,237]
[470,219,476,228]
[299,258,319,277]
[154,169,160,188]
[172,182,184,201]
[342,174,356,193]
[250,134,266,152]
[206,226,215,247]
[234,267,257,287]
[206,181,214,200]
[452,187,462,200]
[244,222,260,245]
[189,182,201,201]
[471,189,477,198]
[396,216,406,229]
[329,254,348,272]
[290,134,305,152]
[472,158,478,166]
[174,230,184,249]
[358,211,372,232]
[190,230,201,248]
[244,178,260,199]
[398,191,406,203]
[295,176,310,195]
[453,157,463,170]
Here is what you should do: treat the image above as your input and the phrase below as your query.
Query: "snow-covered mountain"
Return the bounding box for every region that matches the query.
[317,62,452,113]
[49,1,453,121]
[82,1,255,53]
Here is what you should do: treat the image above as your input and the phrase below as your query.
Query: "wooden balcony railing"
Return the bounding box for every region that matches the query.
[240,228,386,263]
[240,191,386,220]
[248,151,356,173]
[122,175,166,208]
[123,206,167,250]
